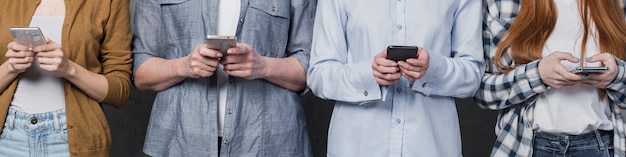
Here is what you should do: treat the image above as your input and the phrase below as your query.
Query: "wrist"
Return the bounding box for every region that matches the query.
[259,56,274,79]
[174,57,192,78]
[1,62,20,76]
[63,62,79,79]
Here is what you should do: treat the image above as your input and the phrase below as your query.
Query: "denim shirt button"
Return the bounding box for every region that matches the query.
[363,91,368,96]
[223,139,229,145]
[227,109,233,114]
[239,18,244,24]
[421,83,427,88]
[272,7,277,12]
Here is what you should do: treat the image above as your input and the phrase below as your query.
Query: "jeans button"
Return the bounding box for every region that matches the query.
[30,117,37,124]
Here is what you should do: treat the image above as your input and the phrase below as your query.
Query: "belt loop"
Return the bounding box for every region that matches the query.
[6,108,16,130]
[53,111,60,133]
[594,130,606,150]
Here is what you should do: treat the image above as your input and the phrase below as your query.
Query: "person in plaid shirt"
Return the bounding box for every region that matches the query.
[476,0,626,156]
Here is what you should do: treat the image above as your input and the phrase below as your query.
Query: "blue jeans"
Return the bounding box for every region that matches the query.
[0,107,70,157]
[533,130,613,157]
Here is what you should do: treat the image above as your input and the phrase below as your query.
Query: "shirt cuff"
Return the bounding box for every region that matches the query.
[524,60,552,93]
[606,58,626,90]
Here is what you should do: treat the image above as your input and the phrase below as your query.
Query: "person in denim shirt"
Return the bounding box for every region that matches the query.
[132,0,316,156]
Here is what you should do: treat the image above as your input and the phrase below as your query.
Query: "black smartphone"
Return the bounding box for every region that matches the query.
[572,66,609,73]
[8,27,46,47]
[205,35,236,55]
[386,45,418,62]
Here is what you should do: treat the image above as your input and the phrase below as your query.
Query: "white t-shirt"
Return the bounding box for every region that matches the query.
[532,0,613,135]
[11,16,66,113]
[217,0,240,137]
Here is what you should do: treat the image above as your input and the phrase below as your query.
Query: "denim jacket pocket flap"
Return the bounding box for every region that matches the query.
[249,0,289,18]
[158,0,189,5]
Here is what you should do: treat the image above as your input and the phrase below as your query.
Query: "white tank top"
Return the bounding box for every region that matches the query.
[531,0,613,135]
[11,16,66,114]
[217,0,241,136]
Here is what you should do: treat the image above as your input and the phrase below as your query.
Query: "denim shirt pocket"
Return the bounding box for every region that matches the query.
[249,0,290,18]
[157,0,201,58]
[243,0,290,58]
[158,0,189,4]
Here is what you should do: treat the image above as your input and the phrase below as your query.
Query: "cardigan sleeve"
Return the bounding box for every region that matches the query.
[98,0,133,107]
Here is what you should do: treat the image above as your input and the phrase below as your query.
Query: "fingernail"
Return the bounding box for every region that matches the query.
[585,57,591,61]
[574,57,580,62]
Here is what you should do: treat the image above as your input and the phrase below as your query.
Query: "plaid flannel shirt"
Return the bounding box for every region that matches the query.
[475,0,626,156]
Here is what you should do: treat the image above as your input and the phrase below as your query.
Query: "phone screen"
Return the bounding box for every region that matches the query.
[9,27,46,47]
[386,45,418,62]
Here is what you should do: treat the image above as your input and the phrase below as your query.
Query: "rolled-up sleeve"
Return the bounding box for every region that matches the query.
[131,0,161,79]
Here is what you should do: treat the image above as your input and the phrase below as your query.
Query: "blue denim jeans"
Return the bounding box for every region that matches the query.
[0,107,69,156]
[533,130,613,157]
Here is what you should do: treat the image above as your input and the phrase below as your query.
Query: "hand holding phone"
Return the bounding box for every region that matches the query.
[205,35,236,55]
[386,45,418,62]
[9,27,46,47]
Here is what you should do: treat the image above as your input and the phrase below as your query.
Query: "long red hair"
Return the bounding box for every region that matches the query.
[494,0,626,100]
[494,0,626,71]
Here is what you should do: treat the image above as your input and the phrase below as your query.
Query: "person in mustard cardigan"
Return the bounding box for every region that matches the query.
[0,0,132,156]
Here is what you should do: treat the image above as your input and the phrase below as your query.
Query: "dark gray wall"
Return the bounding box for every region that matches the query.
[103,88,499,157]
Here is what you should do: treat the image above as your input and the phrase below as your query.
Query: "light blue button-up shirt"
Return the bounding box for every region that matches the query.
[307,0,483,156]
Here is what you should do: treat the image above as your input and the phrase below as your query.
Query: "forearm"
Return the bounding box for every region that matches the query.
[0,62,19,92]
[64,61,108,101]
[134,57,187,91]
[262,57,306,92]
[475,61,549,110]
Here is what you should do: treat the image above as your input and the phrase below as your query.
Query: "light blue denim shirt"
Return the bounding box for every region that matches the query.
[307,0,484,156]
[132,0,316,156]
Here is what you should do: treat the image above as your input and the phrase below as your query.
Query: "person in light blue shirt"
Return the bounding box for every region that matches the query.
[307,0,484,156]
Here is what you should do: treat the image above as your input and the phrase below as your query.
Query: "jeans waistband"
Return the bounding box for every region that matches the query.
[4,106,67,133]
[534,129,613,153]
[535,130,612,141]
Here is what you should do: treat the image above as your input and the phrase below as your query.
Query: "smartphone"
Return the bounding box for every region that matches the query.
[386,45,418,62]
[9,27,46,47]
[572,66,609,73]
[205,35,237,55]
